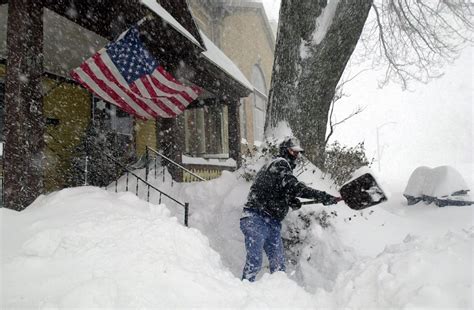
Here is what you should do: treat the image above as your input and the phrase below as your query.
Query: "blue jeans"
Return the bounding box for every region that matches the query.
[240,212,286,282]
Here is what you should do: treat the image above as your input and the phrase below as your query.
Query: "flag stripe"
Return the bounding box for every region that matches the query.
[70,70,142,118]
[92,54,172,118]
[147,74,191,109]
[143,76,189,111]
[158,67,201,100]
[97,54,179,118]
[132,79,183,115]
[142,74,188,105]
[139,76,187,112]
[84,57,156,118]
[92,53,160,118]
[70,25,201,119]
[80,63,151,119]
[151,69,197,102]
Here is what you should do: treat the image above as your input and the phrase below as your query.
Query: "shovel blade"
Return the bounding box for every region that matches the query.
[340,173,387,210]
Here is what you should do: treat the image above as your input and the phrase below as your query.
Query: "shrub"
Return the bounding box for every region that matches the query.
[323,141,373,186]
[238,139,280,182]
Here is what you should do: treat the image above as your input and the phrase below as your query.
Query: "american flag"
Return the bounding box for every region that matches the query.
[71,26,201,119]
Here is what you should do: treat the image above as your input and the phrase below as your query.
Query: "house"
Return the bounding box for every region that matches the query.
[186,0,275,159]
[0,0,261,210]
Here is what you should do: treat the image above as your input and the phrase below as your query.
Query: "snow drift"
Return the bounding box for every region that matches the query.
[2,166,473,308]
[1,187,315,308]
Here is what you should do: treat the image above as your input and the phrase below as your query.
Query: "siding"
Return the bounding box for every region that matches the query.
[135,119,157,156]
[43,79,91,191]
[220,10,274,146]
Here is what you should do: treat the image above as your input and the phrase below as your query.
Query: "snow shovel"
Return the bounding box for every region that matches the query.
[300,173,387,210]
[339,173,387,210]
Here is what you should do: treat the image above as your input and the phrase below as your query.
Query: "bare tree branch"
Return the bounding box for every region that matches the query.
[325,105,365,146]
[324,70,368,146]
[366,0,473,89]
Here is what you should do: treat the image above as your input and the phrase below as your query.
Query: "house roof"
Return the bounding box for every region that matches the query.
[141,1,252,96]
[140,0,202,48]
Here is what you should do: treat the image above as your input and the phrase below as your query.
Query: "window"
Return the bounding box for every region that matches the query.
[239,98,247,141]
[184,104,228,157]
[252,65,267,143]
[185,108,206,155]
[0,82,4,143]
[0,82,3,157]
[92,96,133,136]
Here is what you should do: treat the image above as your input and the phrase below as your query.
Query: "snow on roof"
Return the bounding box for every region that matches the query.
[199,30,253,91]
[140,0,201,47]
[140,1,251,92]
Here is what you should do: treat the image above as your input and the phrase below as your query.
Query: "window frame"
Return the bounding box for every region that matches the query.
[251,65,268,144]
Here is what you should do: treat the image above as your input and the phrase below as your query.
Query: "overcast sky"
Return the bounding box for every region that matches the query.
[334,46,473,189]
[259,0,473,190]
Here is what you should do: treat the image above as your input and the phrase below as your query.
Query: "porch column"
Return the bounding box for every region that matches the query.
[156,116,185,181]
[4,0,44,210]
[227,99,242,168]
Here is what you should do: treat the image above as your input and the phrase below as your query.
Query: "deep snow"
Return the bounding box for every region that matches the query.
[2,164,473,309]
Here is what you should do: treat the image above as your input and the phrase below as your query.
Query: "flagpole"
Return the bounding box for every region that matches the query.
[115,15,154,41]
[137,14,154,26]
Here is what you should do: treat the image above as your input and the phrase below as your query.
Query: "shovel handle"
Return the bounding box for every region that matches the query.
[300,200,321,205]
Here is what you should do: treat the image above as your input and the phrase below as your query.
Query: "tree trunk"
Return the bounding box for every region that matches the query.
[4,0,45,210]
[266,0,372,168]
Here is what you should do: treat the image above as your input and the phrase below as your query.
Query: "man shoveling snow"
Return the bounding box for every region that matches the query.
[240,137,342,281]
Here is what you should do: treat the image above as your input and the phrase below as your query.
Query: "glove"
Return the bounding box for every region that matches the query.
[289,197,302,210]
[323,196,343,206]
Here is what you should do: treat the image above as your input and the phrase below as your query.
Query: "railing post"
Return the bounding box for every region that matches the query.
[84,155,88,186]
[184,202,189,227]
[145,146,149,182]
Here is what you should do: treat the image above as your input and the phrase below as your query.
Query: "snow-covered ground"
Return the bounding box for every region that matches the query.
[2,164,473,309]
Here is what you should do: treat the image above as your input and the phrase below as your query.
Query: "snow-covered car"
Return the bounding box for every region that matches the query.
[403,166,472,207]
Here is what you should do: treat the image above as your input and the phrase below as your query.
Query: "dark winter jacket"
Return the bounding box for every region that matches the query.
[244,156,337,221]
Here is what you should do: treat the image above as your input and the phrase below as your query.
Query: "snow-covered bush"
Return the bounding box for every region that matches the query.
[323,141,373,186]
[282,206,355,292]
[238,139,280,182]
[239,137,310,182]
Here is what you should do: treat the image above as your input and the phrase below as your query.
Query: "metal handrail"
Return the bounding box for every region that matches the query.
[145,146,206,182]
[103,152,190,226]
[43,131,190,226]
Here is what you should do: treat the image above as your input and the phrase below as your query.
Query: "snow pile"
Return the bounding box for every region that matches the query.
[283,205,356,292]
[1,187,315,308]
[316,230,473,309]
[2,165,473,308]
[404,166,432,198]
[421,166,469,198]
[403,165,472,206]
